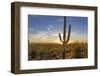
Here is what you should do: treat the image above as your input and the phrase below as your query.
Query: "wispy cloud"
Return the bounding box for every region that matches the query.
[29,27,34,31]
[29,31,87,43]
[29,30,60,43]
[47,25,53,31]
[28,27,35,34]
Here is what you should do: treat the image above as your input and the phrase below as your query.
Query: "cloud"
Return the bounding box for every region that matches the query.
[29,29,88,44]
[47,25,53,31]
[28,27,35,33]
[29,30,59,43]
[29,27,33,31]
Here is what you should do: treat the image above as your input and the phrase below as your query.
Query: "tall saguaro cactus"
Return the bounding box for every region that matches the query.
[59,16,71,59]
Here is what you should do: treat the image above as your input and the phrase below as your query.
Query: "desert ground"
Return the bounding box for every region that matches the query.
[28,42,88,60]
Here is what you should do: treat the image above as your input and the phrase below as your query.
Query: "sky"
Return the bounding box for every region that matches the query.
[28,15,88,44]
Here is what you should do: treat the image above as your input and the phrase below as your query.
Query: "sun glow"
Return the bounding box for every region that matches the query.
[29,36,87,44]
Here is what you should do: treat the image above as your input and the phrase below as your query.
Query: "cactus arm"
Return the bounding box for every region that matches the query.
[63,16,66,42]
[59,33,63,42]
[65,24,71,44]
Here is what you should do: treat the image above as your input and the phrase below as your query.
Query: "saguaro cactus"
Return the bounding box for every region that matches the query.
[59,16,71,59]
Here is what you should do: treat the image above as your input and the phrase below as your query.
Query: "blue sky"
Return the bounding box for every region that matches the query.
[28,15,88,43]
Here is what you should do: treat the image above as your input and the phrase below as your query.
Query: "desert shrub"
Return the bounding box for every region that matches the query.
[28,42,88,60]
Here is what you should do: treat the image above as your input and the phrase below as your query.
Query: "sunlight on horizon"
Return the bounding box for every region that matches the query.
[29,38,87,44]
[28,15,88,44]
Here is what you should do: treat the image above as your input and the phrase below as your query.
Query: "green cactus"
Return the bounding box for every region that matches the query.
[59,16,71,59]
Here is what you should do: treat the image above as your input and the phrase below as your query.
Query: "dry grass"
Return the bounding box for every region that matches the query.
[28,42,88,60]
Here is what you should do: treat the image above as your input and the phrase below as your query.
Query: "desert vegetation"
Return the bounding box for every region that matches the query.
[28,16,88,60]
[28,42,88,60]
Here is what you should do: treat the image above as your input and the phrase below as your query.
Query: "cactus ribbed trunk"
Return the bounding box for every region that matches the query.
[63,17,66,42]
[59,16,71,59]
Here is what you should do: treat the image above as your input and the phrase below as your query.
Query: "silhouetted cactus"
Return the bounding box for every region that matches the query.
[59,16,71,59]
